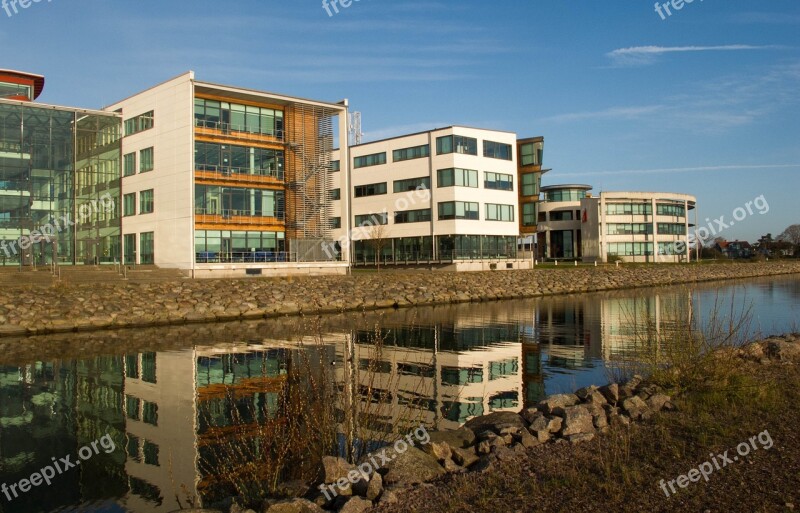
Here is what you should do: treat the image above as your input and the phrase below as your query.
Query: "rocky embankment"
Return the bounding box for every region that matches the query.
[180,333,800,513]
[1,261,799,337]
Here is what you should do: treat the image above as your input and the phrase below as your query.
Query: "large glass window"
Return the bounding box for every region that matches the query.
[438,201,479,220]
[436,135,478,155]
[545,189,587,202]
[139,147,154,173]
[194,98,283,138]
[437,168,478,188]
[355,212,388,226]
[353,152,387,169]
[522,202,538,226]
[394,208,431,224]
[519,141,544,166]
[606,203,653,215]
[549,210,574,221]
[124,111,154,136]
[657,223,687,235]
[140,232,154,264]
[140,190,154,214]
[194,185,285,219]
[483,140,512,160]
[607,223,653,235]
[484,172,514,191]
[123,193,136,217]
[657,204,686,217]
[485,203,514,222]
[607,242,654,257]
[123,152,136,177]
[393,176,430,193]
[393,144,430,162]
[195,141,284,179]
[354,182,387,198]
[521,172,539,196]
[124,234,136,264]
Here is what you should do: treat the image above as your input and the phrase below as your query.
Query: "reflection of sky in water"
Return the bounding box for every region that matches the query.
[0,275,797,513]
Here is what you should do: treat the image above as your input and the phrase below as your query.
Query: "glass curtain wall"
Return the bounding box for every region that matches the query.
[0,102,121,266]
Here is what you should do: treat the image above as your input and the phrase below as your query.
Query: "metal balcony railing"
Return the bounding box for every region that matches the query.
[194,118,285,143]
[194,208,285,223]
[195,164,284,182]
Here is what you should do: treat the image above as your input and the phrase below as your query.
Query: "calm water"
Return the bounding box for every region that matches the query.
[0,275,797,513]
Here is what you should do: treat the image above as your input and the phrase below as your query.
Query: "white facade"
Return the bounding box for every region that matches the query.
[105,72,350,277]
[581,191,697,263]
[331,126,531,271]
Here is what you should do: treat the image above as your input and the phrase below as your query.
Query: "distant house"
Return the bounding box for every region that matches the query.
[715,240,753,259]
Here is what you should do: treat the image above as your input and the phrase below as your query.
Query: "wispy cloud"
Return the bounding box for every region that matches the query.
[558,164,800,178]
[606,44,780,67]
[729,12,800,25]
[541,105,665,123]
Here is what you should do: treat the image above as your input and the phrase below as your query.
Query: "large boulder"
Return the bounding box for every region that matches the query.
[338,497,372,513]
[464,411,526,435]
[428,426,476,449]
[763,338,800,362]
[560,405,595,436]
[322,456,355,484]
[536,394,579,415]
[379,446,446,486]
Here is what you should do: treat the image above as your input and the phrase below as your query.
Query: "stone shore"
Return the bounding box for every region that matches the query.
[1,261,799,338]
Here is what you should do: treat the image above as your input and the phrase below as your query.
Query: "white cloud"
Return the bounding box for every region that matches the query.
[558,164,800,178]
[606,45,779,67]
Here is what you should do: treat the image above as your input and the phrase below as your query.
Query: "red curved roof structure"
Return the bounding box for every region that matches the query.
[0,69,45,100]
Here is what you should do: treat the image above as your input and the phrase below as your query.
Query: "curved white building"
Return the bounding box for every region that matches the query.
[581,191,697,263]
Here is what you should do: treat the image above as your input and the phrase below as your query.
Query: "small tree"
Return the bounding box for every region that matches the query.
[367,222,389,270]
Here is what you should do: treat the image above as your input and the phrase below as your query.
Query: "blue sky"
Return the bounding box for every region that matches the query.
[2,0,798,241]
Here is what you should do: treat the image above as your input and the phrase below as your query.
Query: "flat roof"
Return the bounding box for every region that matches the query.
[0,98,121,117]
[541,184,593,191]
[0,69,45,99]
[194,80,347,111]
[351,125,518,149]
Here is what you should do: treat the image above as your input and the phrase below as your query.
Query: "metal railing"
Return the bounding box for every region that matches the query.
[194,208,285,221]
[195,164,284,181]
[196,250,295,264]
[194,118,285,142]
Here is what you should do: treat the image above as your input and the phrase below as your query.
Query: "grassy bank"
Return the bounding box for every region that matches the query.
[373,337,800,513]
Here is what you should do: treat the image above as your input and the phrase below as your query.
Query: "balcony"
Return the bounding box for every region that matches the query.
[195,164,284,186]
[194,118,284,145]
[194,208,285,228]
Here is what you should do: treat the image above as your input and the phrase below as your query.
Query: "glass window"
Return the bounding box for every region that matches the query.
[521,172,539,196]
[657,204,686,217]
[522,202,538,226]
[123,193,136,217]
[606,203,653,215]
[545,189,587,202]
[657,223,686,235]
[393,176,430,193]
[330,217,342,229]
[393,144,430,162]
[140,189,154,214]
[438,201,479,220]
[353,152,387,169]
[549,210,574,221]
[140,232,154,265]
[520,141,544,166]
[124,111,154,136]
[484,172,514,191]
[123,152,136,177]
[354,182,387,198]
[330,188,341,200]
[436,135,477,155]
[483,140,512,160]
[330,160,340,172]
[485,203,515,222]
[355,212,388,226]
[139,147,154,172]
[141,352,157,383]
[437,168,478,188]
[394,208,431,224]
[142,401,158,426]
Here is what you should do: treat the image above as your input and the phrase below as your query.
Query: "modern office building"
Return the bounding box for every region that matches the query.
[581,191,697,263]
[516,136,547,251]
[331,127,541,271]
[0,69,122,267]
[537,184,593,260]
[105,71,349,277]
